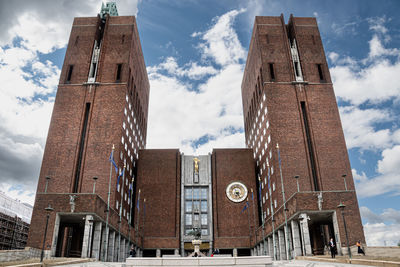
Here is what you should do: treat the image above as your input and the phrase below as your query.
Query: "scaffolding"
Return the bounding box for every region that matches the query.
[0,192,32,250]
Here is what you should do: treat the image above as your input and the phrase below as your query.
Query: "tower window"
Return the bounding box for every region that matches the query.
[269,63,275,81]
[66,65,73,83]
[317,64,324,81]
[116,64,122,82]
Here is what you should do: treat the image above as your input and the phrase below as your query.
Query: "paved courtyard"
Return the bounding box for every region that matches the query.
[63,259,375,267]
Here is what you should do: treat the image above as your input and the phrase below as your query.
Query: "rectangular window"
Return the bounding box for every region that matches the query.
[116,64,122,82]
[201,229,208,235]
[66,65,73,83]
[317,64,324,81]
[201,188,207,199]
[193,188,200,199]
[185,214,192,225]
[185,188,192,199]
[201,214,207,225]
[193,201,200,211]
[201,201,207,212]
[269,63,275,81]
[185,202,192,212]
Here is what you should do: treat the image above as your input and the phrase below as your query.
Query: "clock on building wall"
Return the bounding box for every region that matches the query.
[226,182,248,203]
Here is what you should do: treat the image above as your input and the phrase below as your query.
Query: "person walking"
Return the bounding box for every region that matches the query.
[129,246,136,257]
[329,238,336,258]
[356,240,365,255]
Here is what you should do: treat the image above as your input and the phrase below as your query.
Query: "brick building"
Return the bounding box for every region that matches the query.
[27,3,364,261]
[241,15,365,259]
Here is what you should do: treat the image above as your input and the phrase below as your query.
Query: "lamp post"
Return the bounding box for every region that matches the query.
[40,204,54,262]
[294,175,300,192]
[87,217,94,258]
[92,176,98,194]
[337,202,351,259]
[45,176,51,193]
[342,174,347,191]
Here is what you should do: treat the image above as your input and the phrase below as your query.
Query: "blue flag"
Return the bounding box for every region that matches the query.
[258,182,262,201]
[241,201,249,213]
[267,167,271,189]
[128,182,132,200]
[251,190,254,201]
[109,151,118,175]
[143,200,146,217]
[136,190,141,211]
[116,168,124,189]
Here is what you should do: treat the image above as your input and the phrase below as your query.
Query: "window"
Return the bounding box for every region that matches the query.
[201,229,208,235]
[185,214,192,225]
[317,64,324,81]
[116,64,122,82]
[185,202,192,212]
[201,201,207,212]
[274,199,277,208]
[201,214,207,225]
[271,166,274,175]
[66,65,73,83]
[269,63,275,81]
[201,188,207,199]
[116,200,119,209]
[266,192,268,200]
[267,208,270,215]
[123,122,126,129]
[272,182,276,191]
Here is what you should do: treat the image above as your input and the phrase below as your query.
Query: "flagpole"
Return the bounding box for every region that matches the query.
[246,197,251,247]
[276,143,290,260]
[141,198,146,240]
[104,144,114,261]
[258,177,266,255]
[128,178,133,250]
[135,189,141,250]
[117,164,125,262]
[251,189,258,251]
[268,162,277,260]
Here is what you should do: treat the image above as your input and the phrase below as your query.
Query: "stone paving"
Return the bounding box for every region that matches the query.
[62,259,375,267]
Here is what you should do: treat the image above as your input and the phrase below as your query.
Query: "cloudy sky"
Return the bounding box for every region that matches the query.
[0,0,399,246]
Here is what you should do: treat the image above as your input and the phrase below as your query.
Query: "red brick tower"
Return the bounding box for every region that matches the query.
[27,3,149,261]
[241,15,365,259]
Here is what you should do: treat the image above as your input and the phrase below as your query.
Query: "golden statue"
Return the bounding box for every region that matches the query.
[193,157,200,173]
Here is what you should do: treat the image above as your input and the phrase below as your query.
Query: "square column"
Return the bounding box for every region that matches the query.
[100,225,108,261]
[114,232,119,262]
[274,232,279,260]
[81,215,94,258]
[299,213,312,256]
[267,236,273,257]
[92,222,102,260]
[107,230,115,261]
[120,238,125,262]
[291,220,302,257]
[278,229,287,260]
[125,241,130,259]
[260,242,264,256]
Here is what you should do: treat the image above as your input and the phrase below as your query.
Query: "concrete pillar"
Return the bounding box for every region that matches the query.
[174,249,179,256]
[260,242,264,256]
[113,232,119,262]
[274,232,279,260]
[278,229,287,260]
[120,238,125,261]
[81,215,94,258]
[233,248,238,257]
[268,236,273,257]
[50,214,60,257]
[91,222,102,260]
[107,230,115,262]
[332,211,343,255]
[156,249,161,258]
[291,220,302,257]
[100,225,108,261]
[125,241,130,259]
[299,213,312,256]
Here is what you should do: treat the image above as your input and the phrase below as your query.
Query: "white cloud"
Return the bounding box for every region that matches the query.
[146,9,246,155]
[355,146,400,198]
[361,206,400,246]
[339,106,392,150]
[197,9,247,66]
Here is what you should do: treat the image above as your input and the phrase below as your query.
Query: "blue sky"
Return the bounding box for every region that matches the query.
[0,0,399,246]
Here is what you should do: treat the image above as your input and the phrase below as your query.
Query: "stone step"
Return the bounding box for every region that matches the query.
[126,256,273,267]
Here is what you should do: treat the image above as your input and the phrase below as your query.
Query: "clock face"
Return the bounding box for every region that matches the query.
[226,182,248,203]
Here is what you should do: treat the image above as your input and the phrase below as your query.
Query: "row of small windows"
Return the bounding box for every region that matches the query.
[65,64,124,83]
[265,62,326,82]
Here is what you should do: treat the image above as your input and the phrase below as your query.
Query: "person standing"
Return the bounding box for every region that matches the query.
[129,246,136,257]
[329,238,336,258]
[356,240,365,255]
